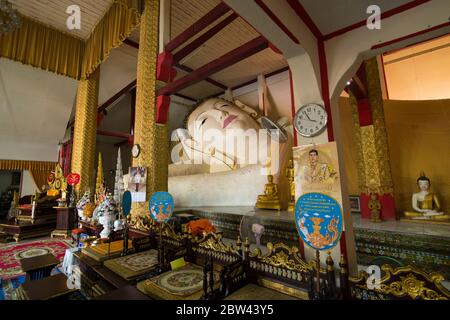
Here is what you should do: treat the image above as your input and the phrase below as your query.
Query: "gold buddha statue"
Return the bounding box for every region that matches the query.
[256,175,281,211]
[286,159,295,211]
[404,173,449,221]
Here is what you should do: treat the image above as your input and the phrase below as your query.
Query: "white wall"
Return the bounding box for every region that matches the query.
[0,58,77,162]
[384,34,450,100]
[20,171,38,197]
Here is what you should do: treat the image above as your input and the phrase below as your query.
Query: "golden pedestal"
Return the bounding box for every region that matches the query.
[255,200,281,211]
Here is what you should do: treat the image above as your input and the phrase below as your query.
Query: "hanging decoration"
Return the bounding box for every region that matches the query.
[0,0,22,34]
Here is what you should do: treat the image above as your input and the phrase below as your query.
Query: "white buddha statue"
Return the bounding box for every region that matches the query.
[169,98,292,207]
[404,173,449,221]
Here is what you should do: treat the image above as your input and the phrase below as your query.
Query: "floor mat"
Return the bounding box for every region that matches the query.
[0,238,73,280]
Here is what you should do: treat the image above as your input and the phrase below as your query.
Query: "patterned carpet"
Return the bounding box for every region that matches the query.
[0,238,73,280]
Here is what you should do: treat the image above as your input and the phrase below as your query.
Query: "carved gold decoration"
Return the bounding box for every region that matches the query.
[365,58,394,195]
[349,264,450,300]
[286,159,295,211]
[131,0,160,217]
[349,94,367,192]
[348,58,395,196]
[360,125,381,193]
[193,232,239,255]
[250,242,310,273]
[71,68,100,194]
[95,152,104,203]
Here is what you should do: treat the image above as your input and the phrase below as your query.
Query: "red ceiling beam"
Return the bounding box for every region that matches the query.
[323,0,432,40]
[371,21,450,50]
[97,130,132,140]
[123,38,139,49]
[67,80,137,128]
[286,0,323,40]
[174,63,227,90]
[165,2,231,53]
[114,139,130,148]
[123,37,228,90]
[159,36,269,96]
[255,0,299,44]
[173,12,238,64]
[98,80,137,114]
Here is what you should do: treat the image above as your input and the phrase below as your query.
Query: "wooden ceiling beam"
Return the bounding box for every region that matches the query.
[97,130,132,139]
[173,12,238,64]
[159,36,269,96]
[165,2,231,53]
[67,79,137,129]
[174,63,227,90]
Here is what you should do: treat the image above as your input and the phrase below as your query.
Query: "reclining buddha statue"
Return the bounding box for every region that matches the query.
[168,98,292,208]
[404,173,449,221]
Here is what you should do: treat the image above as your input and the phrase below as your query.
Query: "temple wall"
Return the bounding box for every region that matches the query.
[383,99,450,215]
[339,97,450,215]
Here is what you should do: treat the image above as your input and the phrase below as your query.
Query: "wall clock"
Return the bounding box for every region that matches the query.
[293,103,328,137]
[132,144,141,158]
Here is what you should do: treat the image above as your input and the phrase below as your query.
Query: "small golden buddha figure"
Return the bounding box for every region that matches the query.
[368,192,381,222]
[256,175,281,211]
[286,159,295,211]
[404,173,449,221]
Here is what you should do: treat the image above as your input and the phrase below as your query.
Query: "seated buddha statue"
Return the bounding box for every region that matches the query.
[256,175,281,211]
[404,173,449,221]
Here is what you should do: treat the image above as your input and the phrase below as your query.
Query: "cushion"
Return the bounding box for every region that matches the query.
[104,250,159,280]
[186,219,216,237]
[81,240,134,262]
[137,263,219,300]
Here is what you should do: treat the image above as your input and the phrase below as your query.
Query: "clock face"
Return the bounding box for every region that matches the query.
[132,144,140,158]
[294,104,328,137]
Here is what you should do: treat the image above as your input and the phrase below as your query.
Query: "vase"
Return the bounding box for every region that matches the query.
[77,209,84,221]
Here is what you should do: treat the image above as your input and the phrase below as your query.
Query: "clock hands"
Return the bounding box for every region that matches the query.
[301,112,317,123]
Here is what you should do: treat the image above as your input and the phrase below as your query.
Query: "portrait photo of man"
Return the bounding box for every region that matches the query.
[128,167,147,202]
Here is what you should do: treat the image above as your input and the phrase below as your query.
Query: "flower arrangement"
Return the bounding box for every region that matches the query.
[76,191,91,210]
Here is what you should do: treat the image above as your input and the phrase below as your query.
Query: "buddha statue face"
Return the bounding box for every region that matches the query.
[187,98,260,142]
[184,98,262,167]
[417,178,430,192]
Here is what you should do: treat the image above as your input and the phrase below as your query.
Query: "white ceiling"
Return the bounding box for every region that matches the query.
[299,0,412,35]
[0,58,78,161]
[10,0,113,40]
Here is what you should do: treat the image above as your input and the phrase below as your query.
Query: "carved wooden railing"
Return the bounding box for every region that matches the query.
[340,256,450,300]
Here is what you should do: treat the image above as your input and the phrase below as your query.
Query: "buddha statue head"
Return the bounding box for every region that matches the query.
[417,172,431,192]
[174,98,263,170]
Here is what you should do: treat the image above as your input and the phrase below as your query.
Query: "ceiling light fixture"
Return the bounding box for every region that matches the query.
[0,0,22,34]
